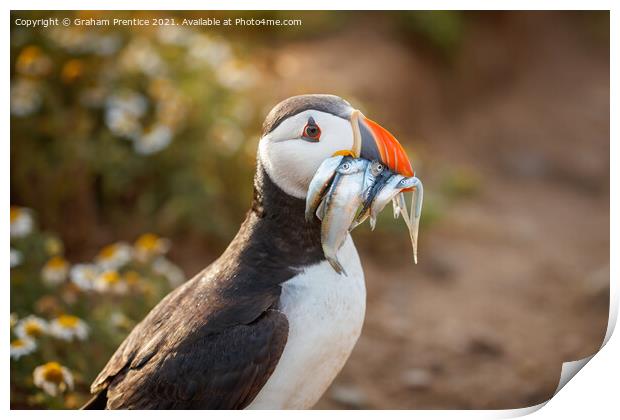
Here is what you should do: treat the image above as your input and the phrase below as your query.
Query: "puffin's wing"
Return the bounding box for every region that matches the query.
[102,309,288,409]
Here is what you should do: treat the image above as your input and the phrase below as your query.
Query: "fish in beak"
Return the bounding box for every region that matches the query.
[305,110,424,273]
[305,155,345,222]
[351,110,423,263]
[320,157,368,275]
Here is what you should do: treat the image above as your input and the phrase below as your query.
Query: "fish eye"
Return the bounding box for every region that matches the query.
[376,163,384,171]
[302,119,321,140]
[341,162,351,170]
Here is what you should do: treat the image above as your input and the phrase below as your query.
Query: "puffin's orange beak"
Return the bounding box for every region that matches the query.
[351,110,414,177]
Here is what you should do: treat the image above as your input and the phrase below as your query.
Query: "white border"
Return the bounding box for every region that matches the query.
[4,2,616,418]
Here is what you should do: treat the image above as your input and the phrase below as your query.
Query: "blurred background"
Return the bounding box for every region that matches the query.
[10,10,609,409]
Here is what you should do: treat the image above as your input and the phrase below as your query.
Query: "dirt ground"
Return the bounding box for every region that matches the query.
[244,12,609,409]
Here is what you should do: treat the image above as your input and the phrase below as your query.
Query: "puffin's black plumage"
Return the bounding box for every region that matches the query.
[85,161,326,409]
[84,94,357,409]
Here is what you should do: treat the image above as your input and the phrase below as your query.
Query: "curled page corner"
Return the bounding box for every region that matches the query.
[549,292,617,398]
[553,355,595,396]
[500,284,616,418]
[546,272,617,405]
[499,354,602,417]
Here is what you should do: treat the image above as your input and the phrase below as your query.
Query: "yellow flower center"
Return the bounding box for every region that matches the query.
[11,339,25,348]
[17,46,43,65]
[101,271,120,284]
[135,233,160,251]
[41,362,64,384]
[61,59,84,83]
[24,321,43,337]
[124,271,141,285]
[46,256,67,269]
[10,207,22,223]
[99,244,119,259]
[57,315,79,328]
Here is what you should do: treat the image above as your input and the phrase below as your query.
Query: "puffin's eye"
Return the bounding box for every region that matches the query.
[302,121,321,140]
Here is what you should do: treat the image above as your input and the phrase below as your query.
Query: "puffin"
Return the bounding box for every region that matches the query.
[83,94,414,410]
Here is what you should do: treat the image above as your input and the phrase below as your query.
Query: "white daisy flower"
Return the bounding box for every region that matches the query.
[48,27,118,57]
[47,27,92,54]
[10,248,23,268]
[104,90,148,139]
[106,90,148,118]
[120,37,165,77]
[10,206,34,238]
[10,312,18,329]
[104,107,142,140]
[157,25,193,46]
[95,242,133,270]
[187,34,232,68]
[41,256,69,286]
[15,315,48,339]
[153,257,185,287]
[11,337,37,360]
[134,233,170,262]
[110,311,132,329]
[94,270,128,294]
[92,34,122,56]
[69,263,101,291]
[11,79,42,117]
[49,315,89,341]
[133,124,173,155]
[216,60,258,90]
[33,362,74,396]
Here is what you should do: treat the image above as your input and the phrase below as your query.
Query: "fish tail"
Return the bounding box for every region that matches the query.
[327,256,347,276]
[350,211,368,231]
[352,207,369,227]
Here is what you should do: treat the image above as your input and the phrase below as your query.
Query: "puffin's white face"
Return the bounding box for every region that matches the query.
[259,109,355,199]
[258,95,414,200]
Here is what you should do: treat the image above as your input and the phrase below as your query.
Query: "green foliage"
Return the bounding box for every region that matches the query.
[398,11,464,58]
[10,208,182,408]
[10,12,260,406]
[11,11,266,248]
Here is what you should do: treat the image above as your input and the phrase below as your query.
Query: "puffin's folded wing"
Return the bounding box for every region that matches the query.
[102,309,288,409]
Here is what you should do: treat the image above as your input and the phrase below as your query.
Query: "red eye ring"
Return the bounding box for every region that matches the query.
[303,122,321,140]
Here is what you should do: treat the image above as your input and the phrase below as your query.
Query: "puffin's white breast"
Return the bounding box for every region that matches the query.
[246,235,366,409]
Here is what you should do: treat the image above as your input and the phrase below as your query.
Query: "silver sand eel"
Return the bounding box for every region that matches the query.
[319,157,367,275]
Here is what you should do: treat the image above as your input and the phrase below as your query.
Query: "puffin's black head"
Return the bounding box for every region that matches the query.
[258,94,414,199]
